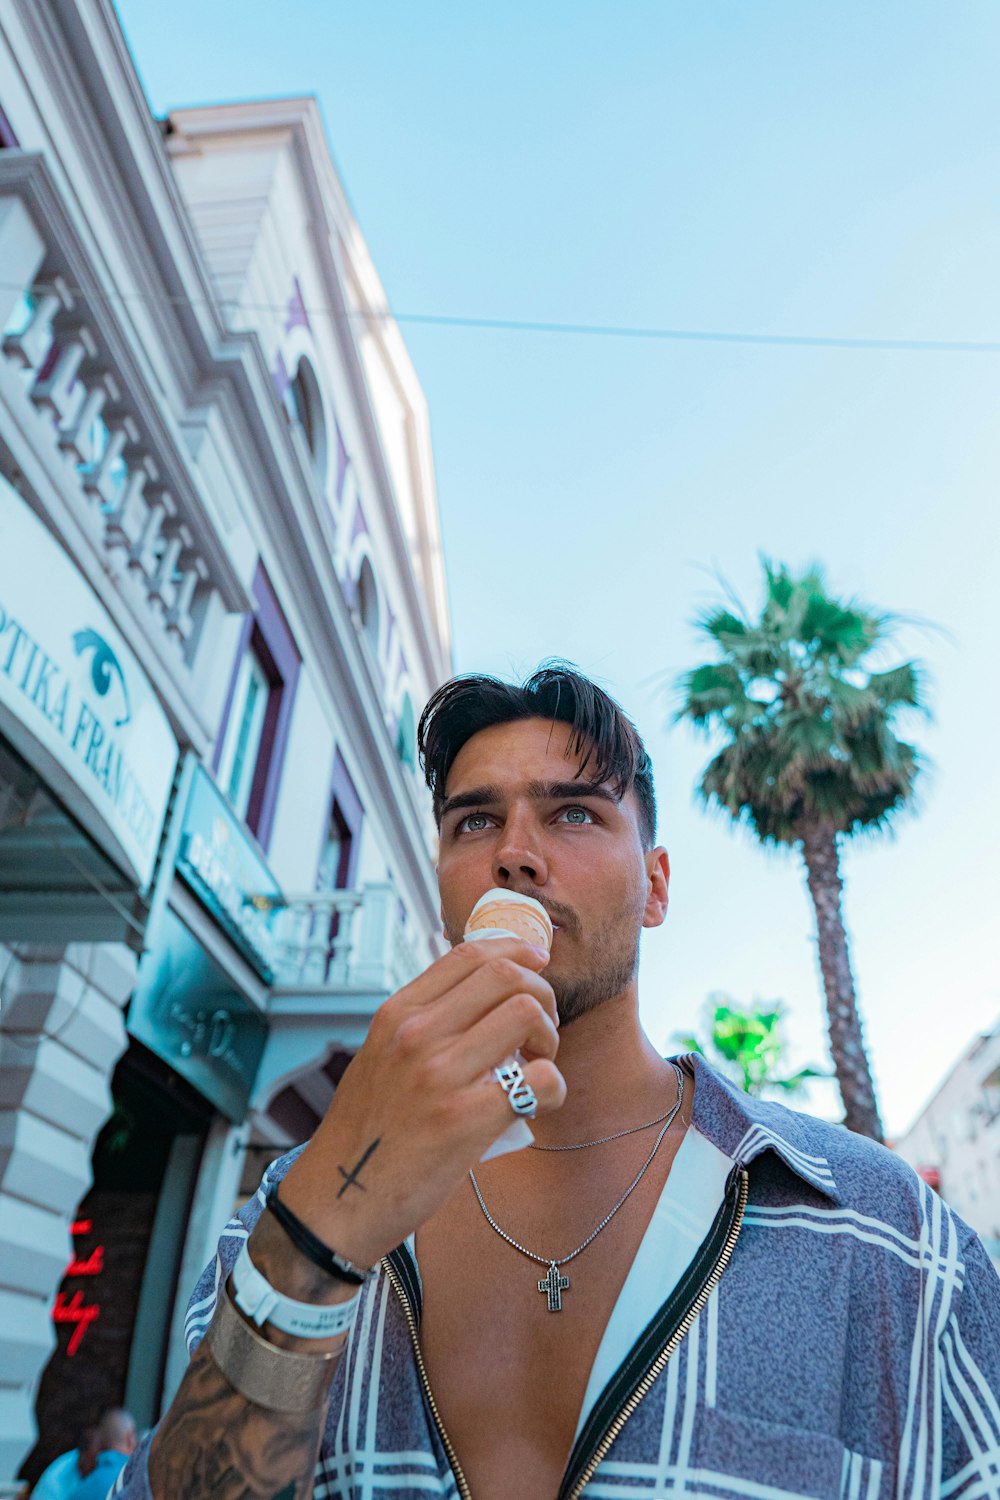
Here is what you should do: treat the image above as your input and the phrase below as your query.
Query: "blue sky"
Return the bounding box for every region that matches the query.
[115,0,1000,1136]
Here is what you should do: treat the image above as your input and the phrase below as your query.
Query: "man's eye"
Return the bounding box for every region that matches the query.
[457,812,492,833]
[559,806,594,825]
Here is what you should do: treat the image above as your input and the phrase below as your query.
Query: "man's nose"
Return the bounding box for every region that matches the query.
[493,811,548,888]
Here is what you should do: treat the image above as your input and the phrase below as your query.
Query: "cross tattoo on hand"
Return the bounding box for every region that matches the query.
[337,1138,381,1198]
[538,1262,570,1312]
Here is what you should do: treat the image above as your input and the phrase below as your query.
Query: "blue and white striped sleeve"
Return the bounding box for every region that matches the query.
[938,1228,1000,1498]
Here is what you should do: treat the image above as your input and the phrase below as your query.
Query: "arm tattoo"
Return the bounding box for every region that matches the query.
[148,1338,326,1499]
[336,1137,381,1198]
[148,1210,347,1499]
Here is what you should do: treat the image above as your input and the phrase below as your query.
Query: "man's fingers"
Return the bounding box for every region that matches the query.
[457,993,560,1078]
[399,937,550,1011]
[416,953,558,1041]
[520,1058,566,1113]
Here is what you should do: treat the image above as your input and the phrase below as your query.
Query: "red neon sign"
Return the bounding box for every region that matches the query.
[52,1218,104,1355]
[52,1289,101,1356]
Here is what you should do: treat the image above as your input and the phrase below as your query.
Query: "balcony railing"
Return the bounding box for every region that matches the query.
[271,881,422,995]
[253,882,428,1110]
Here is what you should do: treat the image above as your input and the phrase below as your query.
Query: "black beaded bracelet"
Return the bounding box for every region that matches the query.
[265,1184,368,1286]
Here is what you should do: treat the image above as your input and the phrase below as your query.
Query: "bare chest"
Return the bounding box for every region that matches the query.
[414,1144,680,1500]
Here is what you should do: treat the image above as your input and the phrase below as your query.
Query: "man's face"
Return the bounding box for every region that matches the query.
[436,717,669,1024]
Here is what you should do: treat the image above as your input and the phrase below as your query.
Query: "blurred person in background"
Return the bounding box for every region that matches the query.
[64,1411,135,1500]
[28,1427,98,1500]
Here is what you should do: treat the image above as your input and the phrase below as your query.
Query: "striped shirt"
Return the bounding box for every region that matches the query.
[115,1054,1000,1499]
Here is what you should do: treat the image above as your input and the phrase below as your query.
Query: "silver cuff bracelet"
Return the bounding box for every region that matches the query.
[205,1280,342,1413]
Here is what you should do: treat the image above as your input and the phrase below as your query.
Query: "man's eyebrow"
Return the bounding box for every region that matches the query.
[528,779,620,806]
[440,779,620,822]
[439,785,505,820]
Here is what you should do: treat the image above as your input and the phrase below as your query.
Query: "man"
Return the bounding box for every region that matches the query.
[30,1427,98,1500]
[67,1410,136,1500]
[116,666,999,1500]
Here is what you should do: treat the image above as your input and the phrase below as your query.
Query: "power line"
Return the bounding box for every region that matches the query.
[391,311,1000,355]
[5,278,1000,355]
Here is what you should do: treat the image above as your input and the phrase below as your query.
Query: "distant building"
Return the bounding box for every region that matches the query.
[894,1024,1000,1270]
[0,1,451,1486]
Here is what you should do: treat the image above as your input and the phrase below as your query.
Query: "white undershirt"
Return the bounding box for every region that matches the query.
[573,1125,733,1440]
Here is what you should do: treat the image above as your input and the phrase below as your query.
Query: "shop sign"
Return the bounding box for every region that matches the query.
[129,907,269,1121]
[0,478,177,889]
[176,764,283,980]
[51,1218,104,1356]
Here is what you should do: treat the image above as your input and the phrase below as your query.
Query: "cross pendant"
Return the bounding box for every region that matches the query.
[538,1262,570,1312]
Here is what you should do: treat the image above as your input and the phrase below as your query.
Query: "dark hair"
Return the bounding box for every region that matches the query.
[418,661,657,847]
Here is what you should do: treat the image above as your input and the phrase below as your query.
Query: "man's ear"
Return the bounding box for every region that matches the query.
[642,847,670,929]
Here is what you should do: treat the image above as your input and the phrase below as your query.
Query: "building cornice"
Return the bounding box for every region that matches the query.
[166,99,454,688]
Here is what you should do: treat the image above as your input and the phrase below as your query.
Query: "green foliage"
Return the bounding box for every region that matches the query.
[676,996,827,1098]
[676,560,928,845]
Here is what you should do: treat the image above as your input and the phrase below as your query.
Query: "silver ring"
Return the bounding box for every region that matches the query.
[494,1060,538,1118]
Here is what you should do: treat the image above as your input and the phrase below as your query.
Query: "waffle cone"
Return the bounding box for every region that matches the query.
[465,895,553,952]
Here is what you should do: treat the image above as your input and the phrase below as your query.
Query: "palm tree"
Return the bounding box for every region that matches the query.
[675,561,927,1141]
[676,996,827,1099]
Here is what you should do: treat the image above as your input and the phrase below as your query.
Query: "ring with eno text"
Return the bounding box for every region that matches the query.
[494,1058,538,1118]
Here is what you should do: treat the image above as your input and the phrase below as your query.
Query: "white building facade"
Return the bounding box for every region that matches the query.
[0,1,451,1485]
[894,1023,1000,1273]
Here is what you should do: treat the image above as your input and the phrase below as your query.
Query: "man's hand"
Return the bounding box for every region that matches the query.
[274,936,565,1267]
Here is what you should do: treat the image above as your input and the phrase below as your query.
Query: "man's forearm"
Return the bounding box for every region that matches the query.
[147,1209,351,1499]
[147,1334,329,1500]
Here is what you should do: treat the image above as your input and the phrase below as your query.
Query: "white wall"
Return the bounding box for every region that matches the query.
[895,1026,1000,1266]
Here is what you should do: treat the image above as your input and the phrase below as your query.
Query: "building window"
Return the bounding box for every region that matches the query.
[213,563,301,850]
[284,355,327,483]
[357,556,380,657]
[318,801,353,891]
[313,755,364,980]
[0,104,17,149]
[317,753,363,892]
[396,693,417,771]
[216,643,271,820]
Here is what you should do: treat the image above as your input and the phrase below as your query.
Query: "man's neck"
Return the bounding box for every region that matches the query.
[529,988,678,1148]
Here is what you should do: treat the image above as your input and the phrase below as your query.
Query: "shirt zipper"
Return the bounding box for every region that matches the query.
[382,1167,748,1500]
[381,1254,474,1500]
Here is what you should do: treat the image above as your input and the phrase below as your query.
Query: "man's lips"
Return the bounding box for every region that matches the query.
[543,910,575,936]
[539,903,576,934]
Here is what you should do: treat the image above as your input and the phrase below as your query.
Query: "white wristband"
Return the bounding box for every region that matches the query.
[232,1241,361,1340]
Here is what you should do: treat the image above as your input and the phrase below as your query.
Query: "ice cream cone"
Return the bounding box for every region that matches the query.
[464,889,553,952]
[465,891,553,1163]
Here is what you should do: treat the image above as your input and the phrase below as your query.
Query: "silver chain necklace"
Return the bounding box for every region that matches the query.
[530,1099,681,1151]
[469,1062,684,1312]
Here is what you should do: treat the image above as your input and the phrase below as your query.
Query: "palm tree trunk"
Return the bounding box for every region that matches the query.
[799,822,884,1142]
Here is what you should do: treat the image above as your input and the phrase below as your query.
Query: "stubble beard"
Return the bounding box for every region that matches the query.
[549,894,645,1025]
[550,937,640,1025]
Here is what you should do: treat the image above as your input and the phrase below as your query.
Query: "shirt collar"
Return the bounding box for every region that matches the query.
[677,1051,842,1204]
